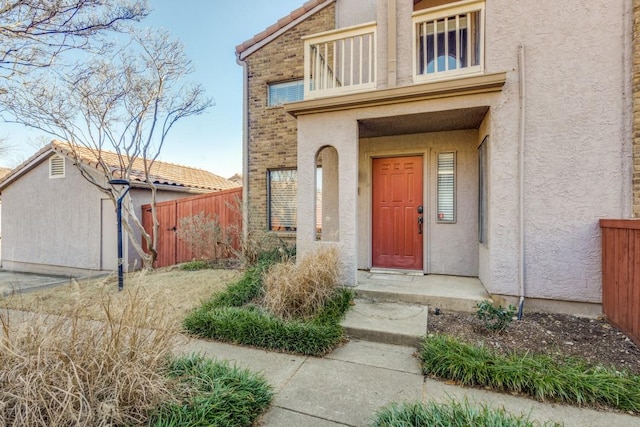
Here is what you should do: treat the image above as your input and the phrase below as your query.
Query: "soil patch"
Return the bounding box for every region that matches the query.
[427,309,640,375]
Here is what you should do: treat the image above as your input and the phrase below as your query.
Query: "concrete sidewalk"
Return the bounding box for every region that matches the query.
[180,338,640,427]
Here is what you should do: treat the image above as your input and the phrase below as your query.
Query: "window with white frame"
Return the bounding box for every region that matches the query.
[49,155,65,178]
[268,80,304,106]
[437,152,455,223]
[478,137,488,243]
[268,169,297,231]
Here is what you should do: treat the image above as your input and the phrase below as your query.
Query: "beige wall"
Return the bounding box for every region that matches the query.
[359,130,479,276]
[1,156,105,275]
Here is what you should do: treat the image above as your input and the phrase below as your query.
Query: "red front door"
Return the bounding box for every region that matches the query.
[372,156,424,270]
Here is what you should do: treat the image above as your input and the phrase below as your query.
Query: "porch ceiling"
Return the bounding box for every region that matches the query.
[358,106,489,138]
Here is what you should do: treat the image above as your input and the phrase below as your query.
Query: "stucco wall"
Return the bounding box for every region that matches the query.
[336,0,375,27]
[295,0,631,304]
[1,156,105,275]
[359,130,479,276]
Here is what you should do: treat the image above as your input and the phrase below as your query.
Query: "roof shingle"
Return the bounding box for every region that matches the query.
[51,141,238,192]
[235,0,332,55]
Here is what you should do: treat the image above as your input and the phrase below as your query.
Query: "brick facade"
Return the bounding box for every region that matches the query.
[634,0,640,216]
[243,4,336,239]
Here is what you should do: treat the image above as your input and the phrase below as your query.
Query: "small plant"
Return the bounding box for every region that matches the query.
[476,300,516,331]
[370,400,560,427]
[179,259,212,270]
[421,334,640,412]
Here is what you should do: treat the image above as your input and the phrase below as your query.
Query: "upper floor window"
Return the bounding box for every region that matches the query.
[268,80,304,106]
[414,0,484,82]
[49,155,65,178]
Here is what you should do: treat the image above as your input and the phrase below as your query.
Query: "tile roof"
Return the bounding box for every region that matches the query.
[51,141,239,192]
[235,0,332,55]
[0,167,11,180]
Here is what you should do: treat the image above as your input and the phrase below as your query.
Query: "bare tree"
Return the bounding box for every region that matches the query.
[0,0,148,80]
[5,28,212,268]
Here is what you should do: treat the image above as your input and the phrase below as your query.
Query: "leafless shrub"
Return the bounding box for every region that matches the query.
[0,288,183,427]
[177,211,239,263]
[261,246,341,320]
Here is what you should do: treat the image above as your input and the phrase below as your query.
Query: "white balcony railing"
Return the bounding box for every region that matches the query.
[413,0,485,82]
[303,22,376,99]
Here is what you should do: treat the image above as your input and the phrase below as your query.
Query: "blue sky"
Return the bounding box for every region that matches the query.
[0,0,305,178]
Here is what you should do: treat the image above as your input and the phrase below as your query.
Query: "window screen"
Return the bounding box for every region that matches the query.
[268,80,304,106]
[437,152,455,223]
[268,169,297,231]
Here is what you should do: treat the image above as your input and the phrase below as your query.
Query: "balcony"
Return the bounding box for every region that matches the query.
[301,0,485,100]
[413,0,485,83]
[303,22,377,99]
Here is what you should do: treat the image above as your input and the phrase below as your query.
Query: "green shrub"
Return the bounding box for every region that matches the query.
[476,300,516,331]
[179,260,212,271]
[151,355,272,427]
[370,400,560,427]
[184,289,353,356]
[421,334,640,412]
[183,249,353,356]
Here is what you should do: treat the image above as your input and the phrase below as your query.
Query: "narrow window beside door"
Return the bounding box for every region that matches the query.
[437,152,455,223]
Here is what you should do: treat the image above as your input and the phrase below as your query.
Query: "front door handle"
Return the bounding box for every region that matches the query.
[418,216,423,234]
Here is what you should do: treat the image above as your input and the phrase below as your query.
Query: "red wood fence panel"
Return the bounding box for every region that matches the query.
[142,187,242,268]
[600,219,640,346]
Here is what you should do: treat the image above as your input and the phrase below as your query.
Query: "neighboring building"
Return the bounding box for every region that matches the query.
[0,140,238,276]
[228,173,243,186]
[0,167,11,263]
[237,0,634,313]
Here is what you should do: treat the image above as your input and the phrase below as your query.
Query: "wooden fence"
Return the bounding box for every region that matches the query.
[600,219,640,346]
[142,187,242,268]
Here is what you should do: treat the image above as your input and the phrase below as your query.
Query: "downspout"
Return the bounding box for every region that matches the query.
[236,53,250,245]
[517,44,526,320]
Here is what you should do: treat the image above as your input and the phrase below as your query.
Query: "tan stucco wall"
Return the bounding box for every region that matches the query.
[242,4,336,245]
[1,157,106,275]
[294,0,632,305]
[359,130,479,276]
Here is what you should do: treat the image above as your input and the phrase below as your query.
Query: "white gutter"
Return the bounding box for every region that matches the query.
[236,54,250,244]
[517,44,526,320]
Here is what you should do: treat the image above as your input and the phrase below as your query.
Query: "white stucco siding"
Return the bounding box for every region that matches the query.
[1,157,104,273]
[483,0,631,302]
[336,0,376,28]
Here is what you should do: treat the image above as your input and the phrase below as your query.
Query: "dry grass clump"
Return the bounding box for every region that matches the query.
[261,246,342,320]
[0,289,182,427]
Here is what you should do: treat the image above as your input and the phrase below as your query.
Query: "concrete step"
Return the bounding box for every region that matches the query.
[355,273,490,312]
[341,298,428,347]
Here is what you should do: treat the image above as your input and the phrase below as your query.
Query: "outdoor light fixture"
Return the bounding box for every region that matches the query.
[108,179,131,291]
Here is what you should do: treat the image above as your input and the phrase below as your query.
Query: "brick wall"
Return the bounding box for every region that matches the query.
[243,4,336,240]
[634,0,640,216]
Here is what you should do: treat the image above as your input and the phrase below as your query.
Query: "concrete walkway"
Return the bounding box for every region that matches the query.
[0,270,73,296]
[181,337,640,427]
